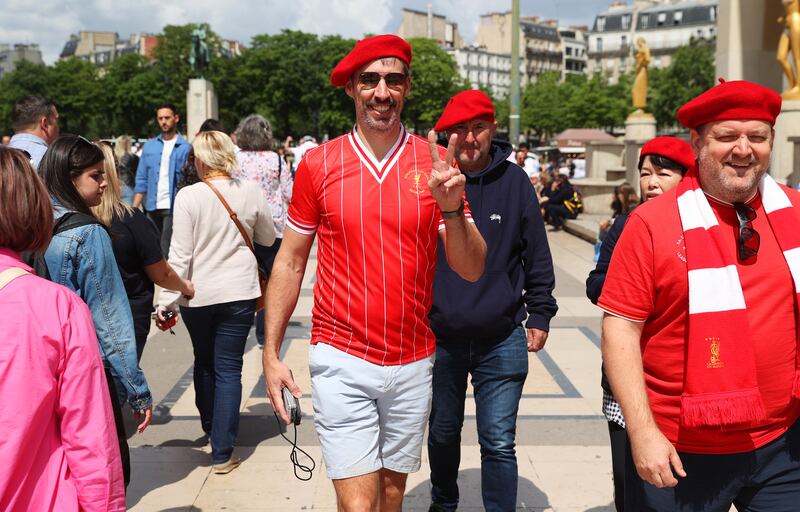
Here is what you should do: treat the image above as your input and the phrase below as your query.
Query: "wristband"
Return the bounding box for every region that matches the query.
[440,200,465,219]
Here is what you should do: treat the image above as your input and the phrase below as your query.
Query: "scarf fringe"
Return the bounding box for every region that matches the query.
[681,390,766,428]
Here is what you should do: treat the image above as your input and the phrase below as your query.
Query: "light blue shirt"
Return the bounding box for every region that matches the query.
[8,133,48,170]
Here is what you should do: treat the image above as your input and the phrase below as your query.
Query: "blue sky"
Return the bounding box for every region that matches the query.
[0,0,615,64]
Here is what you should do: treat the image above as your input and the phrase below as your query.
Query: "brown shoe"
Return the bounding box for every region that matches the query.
[213,454,241,474]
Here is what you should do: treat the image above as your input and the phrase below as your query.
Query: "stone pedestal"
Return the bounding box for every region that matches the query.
[624,113,657,195]
[773,100,800,185]
[186,78,218,141]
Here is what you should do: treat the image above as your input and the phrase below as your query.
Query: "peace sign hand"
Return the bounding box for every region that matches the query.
[427,130,466,212]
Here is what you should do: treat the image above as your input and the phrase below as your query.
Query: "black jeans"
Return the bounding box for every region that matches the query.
[608,421,627,511]
[254,238,282,346]
[625,420,800,511]
[146,209,173,257]
[105,368,130,489]
[545,204,577,228]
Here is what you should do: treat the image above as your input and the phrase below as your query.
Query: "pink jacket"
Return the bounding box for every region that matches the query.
[0,248,125,511]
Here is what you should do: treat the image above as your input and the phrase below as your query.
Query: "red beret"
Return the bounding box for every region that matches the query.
[434,90,496,132]
[330,34,412,87]
[677,79,782,129]
[639,136,695,172]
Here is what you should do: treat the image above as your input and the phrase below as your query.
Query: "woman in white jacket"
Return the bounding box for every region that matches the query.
[158,131,275,474]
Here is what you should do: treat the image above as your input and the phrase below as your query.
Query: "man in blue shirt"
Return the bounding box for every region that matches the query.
[7,96,60,170]
[132,102,190,255]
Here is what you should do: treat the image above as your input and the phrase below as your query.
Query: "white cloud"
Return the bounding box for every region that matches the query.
[0,0,605,64]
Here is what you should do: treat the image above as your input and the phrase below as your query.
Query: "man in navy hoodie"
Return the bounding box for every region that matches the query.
[427,90,558,512]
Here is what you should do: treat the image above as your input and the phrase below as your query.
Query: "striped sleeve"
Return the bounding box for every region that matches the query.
[286,158,320,235]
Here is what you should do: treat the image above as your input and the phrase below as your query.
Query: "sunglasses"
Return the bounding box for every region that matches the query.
[358,72,407,90]
[733,202,759,260]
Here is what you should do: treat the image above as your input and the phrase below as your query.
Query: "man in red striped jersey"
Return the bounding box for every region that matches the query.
[262,34,486,511]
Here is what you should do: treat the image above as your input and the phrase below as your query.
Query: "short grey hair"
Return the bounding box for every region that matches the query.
[235,114,274,151]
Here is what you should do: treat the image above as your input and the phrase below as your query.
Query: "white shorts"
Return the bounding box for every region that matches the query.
[308,342,433,480]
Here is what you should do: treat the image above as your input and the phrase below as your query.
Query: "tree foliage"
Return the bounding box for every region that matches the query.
[0,24,713,141]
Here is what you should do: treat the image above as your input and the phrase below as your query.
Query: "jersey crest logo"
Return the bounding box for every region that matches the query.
[404,169,429,195]
[706,337,725,369]
[490,214,502,223]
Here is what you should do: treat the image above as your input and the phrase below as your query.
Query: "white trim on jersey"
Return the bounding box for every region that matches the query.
[286,216,317,235]
[347,125,409,184]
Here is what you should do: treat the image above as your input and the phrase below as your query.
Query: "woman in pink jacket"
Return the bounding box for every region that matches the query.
[0,146,125,512]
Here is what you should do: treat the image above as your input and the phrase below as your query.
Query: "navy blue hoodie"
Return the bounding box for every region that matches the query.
[429,140,558,342]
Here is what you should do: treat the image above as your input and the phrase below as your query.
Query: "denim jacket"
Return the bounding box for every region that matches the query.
[44,202,153,411]
[133,133,191,212]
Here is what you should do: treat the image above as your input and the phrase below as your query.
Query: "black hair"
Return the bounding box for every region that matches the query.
[11,96,57,132]
[518,142,530,150]
[155,102,179,115]
[199,118,225,133]
[638,153,688,174]
[39,134,105,216]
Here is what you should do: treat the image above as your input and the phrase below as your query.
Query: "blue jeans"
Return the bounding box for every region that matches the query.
[428,326,529,511]
[180,299,256,464]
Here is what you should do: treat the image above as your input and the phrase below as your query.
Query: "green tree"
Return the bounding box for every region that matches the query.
[0,61,52,136]
[520,71,563,139]
[651,45,714,129]
[47,58,103,137]
[403,38,466,133]
[101,53,168,137]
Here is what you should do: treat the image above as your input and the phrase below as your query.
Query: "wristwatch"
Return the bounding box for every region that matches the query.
[440,200,465,219]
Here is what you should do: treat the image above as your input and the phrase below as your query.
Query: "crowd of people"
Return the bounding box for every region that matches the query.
[1,32,798,512]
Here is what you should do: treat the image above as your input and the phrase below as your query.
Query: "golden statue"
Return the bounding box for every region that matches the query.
[632,38,651,114]
[778,0,800,99]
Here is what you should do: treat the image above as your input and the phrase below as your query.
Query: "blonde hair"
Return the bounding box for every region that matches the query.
[114,135,133,160]
[193,131,237,175]
[92,142,134,226]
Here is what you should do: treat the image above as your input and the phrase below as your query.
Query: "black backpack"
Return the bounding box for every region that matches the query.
[26,212,103,280]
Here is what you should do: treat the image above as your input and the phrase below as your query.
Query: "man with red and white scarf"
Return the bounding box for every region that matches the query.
[598,79,800,511]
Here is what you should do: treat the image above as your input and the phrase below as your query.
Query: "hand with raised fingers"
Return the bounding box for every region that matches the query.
[427,130,465,213]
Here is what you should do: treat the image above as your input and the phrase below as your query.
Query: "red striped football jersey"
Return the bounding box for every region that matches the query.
[287,126,471,365]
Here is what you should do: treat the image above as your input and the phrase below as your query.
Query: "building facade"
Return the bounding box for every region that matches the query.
[397,7,463,49]
[0,44,44,79]
[60,31,241,65]
[559,27,589,78]
[587,0,717,82]
[446,46,527,98]
[477,11,564,83]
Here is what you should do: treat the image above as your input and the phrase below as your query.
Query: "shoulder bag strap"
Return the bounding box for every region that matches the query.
[204,179,256,254]
[0,267,30,291]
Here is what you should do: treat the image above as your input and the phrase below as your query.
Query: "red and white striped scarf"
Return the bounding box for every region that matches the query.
[676,168,800,428]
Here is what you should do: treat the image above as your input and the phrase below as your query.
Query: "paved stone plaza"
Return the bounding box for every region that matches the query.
[125,230,615,511]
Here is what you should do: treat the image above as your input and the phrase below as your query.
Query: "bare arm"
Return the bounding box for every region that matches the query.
[262,228,314,424]
[438,216,486,282]
[602,313,685,488]
[132,192,144,209]
[144,259,194,299]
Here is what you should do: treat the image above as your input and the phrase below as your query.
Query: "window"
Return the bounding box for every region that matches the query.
[622,15,631,30]
[597,17,606,31]
[674,11,683,25]
[657,12,666,26]
[597,37,603,52]
[621,35,627,49]
[566,46,572,56]
[640,14,649,29]
[710,6,717,22]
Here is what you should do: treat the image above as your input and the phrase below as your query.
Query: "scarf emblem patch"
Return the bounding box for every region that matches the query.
[706,337,725,369]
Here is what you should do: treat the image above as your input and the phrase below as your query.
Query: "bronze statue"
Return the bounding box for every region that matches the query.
[190,28,211,78]
[632,38,651,112]
[778,0,800,99]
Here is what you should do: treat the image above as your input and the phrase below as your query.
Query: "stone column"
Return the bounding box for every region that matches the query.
[716,0,783,90]
[624,113,656,195]
[786,135,800,188]
[773,101,800,184]
[186,78,219,142]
